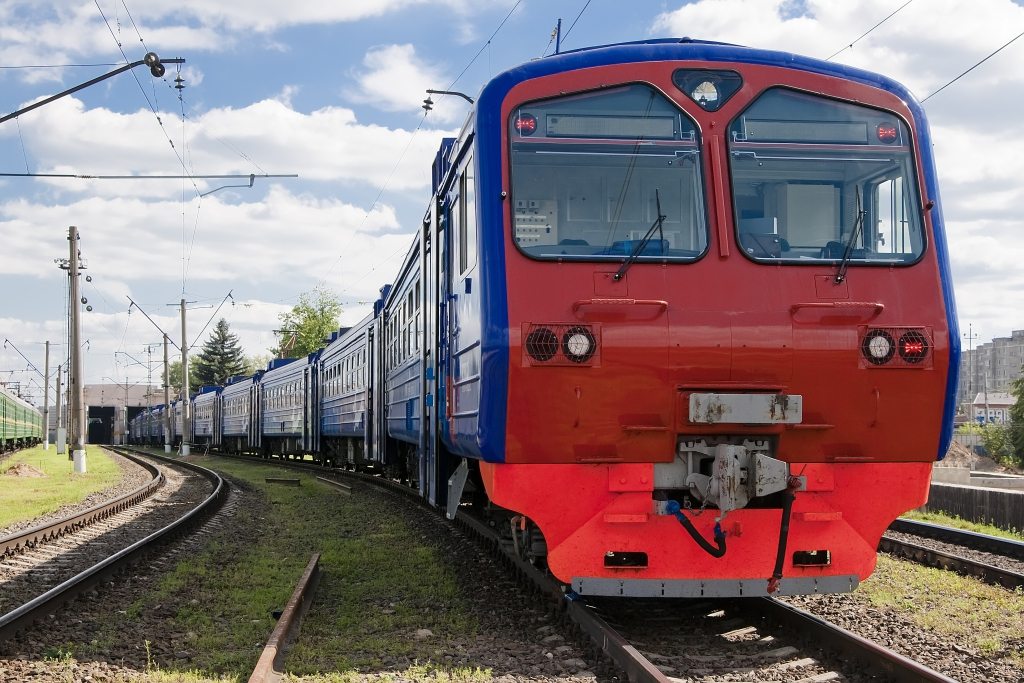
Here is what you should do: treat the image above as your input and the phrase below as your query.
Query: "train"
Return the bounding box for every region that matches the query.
[130,38,959,598]
[0,385,43,452]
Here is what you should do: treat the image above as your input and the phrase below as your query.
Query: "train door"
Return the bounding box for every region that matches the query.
[364,327,374,462]
[213,395,221,449]
[421,203,441,501]
[429,194,456,507]
[249,382,260,452]
[303,365,314,453]
[371,320,387,464]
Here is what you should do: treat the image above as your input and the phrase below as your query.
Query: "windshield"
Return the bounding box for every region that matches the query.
[728,88,924,264]
[508,84,707,261]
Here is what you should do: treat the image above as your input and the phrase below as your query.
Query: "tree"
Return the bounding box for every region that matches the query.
[167,359,198,398]
[1008,372,1024,467]
[274,286,342,358]
[245,353,271,376]
[192,319,247,386]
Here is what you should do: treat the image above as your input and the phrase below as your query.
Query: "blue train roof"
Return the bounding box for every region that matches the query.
[476,37,920,124]
[266,357,298,371]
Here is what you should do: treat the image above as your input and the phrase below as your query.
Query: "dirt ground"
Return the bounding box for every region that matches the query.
[2,462,46,477]
[942,440,1023,474]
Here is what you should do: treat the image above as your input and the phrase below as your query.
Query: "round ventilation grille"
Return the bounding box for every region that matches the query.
[525,327,558,361]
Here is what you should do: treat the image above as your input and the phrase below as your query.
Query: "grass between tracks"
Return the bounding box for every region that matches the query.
[860,555,1024,666]
[901,509,1024,541]
[0,444,119,529]
[101,455,488,682]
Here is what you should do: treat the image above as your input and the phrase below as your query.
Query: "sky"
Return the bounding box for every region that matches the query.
[1,0,1023,405]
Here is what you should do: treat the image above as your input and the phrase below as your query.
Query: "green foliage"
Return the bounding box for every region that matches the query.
[980,423,1015,465]
[167,359,198,398]
[274,286,342,358]
[956,422,985,436]
[1009,373,1024,467]
[192,319,247,387]
[245,353,271,376]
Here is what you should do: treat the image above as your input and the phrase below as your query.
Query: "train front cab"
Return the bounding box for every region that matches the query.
[468,44,958,597]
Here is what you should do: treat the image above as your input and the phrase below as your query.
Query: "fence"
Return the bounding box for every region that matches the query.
[923,483,1024,532]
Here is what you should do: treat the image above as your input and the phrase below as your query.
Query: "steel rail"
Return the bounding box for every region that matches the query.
[750,598,959,683]
[879,535,1024,590]
[890,518,1024,560]
[249,553,322,683]
[1,448,163,557]
[0,449,227,641]
[209,451,965,682]
[450,503,671,683]
[210,453,671,683]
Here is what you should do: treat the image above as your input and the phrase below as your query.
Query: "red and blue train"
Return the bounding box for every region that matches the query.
[131,38,959,598]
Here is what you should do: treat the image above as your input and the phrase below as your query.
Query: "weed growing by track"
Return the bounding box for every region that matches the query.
[859,555,1024,665]
[0,445,118,529]
[901,509,1023,541]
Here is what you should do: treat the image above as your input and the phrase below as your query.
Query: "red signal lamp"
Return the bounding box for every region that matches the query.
[515,113,538,136]
[898,330,930,364]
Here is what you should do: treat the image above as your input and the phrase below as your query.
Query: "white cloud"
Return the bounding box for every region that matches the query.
[0,186,407,287]
[0,94,456,199]
[0,184,412,385]
[348,44,470,124]
[0,0,501,68]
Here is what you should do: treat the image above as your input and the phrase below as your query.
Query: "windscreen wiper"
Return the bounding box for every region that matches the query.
[613,189,666,281]
[834,186,865,284]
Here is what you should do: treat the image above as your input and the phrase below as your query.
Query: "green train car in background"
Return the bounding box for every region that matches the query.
[1,385,43,452]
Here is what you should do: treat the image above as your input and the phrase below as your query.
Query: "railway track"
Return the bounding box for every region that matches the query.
[205,451,959,682]
[0,449,227,641]
[880,519,1024,590]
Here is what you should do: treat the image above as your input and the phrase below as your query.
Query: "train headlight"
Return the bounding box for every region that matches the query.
[862,329,895,365]
[562,326,596,364]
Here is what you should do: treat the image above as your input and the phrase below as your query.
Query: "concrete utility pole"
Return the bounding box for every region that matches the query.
[43,340,50,450]
[68,226,86,472]
[163,334,171,454]
[55,364,64,454]
[180,299,191,456]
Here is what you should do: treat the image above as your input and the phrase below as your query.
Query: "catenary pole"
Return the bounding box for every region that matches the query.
[180,300,191,457]
[42,340,50,450]
[68,226,86,472]
[55,364,64,454]
[163,334,171,454]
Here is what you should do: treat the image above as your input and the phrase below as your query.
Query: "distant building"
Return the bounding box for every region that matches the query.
[47,383,163,445]
[957,329,1024,413]
[971,392,1014,424]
